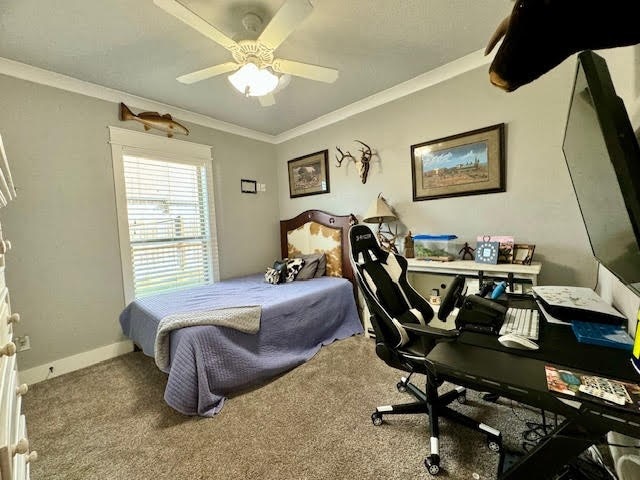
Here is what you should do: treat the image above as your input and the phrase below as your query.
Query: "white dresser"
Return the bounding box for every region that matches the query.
[0,134,35,479]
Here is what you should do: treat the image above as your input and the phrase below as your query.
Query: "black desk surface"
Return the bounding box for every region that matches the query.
[428,295,640,422]
[458,295,638,382]
[457,326,638,383]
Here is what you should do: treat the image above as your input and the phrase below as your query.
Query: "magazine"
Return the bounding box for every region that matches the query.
[545,365,640,412]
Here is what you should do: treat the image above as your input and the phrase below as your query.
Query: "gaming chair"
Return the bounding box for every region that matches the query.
[348,224,502,476]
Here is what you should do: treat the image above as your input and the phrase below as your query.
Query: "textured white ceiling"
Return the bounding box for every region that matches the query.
[0,0,512,135]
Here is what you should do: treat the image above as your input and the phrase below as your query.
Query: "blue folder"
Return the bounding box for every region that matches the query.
[572,321,634,351]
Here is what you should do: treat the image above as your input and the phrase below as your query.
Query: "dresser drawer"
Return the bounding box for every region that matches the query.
[11,416,27,480]
[0,353,14,480]
[0,354,15,446]
[0,287,13,346]
[0,270,6,299]
[6,375,30,480]
[0,352,28,480]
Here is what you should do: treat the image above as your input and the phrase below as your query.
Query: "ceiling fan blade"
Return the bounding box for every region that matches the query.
[258,94,276,107]
[272,59,339,83]
[177,62,240,84]
[154,0,239,52]
[257,0,313,50]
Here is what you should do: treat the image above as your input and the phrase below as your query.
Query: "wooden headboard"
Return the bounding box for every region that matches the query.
[279,210,357,287]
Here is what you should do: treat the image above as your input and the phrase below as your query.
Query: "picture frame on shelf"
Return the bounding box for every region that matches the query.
[287,150,330,198]
[513,244,536,265]
[411,123,505,201]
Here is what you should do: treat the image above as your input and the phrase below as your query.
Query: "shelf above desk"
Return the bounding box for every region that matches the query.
[406,259,542,286]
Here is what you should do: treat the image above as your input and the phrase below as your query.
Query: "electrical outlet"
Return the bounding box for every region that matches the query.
[15,335,30,352]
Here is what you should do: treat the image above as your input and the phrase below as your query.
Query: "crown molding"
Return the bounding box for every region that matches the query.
[273,48,492,144]
[0,50,491,145]
[0,56,274,143]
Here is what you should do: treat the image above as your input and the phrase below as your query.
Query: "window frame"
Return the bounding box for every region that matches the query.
[109,126,219,304]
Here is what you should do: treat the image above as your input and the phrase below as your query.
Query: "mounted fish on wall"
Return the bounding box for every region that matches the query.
[119,103,189,137]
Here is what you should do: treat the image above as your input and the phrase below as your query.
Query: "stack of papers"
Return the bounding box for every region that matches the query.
[532,286,626,324]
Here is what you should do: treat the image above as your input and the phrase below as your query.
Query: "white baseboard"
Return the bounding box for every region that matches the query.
[18,340,134,385]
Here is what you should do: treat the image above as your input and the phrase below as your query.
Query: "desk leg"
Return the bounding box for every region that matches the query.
[500,416,605,480]
[507,273,514,292]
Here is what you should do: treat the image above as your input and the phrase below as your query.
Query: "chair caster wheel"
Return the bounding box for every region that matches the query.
[396,381,407,393]
[457,393,467,404]
[487,436,502,453]
[424,454,441,475]
[371,412,383,426]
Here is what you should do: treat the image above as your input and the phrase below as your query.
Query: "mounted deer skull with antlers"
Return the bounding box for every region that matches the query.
[335,140,374,184]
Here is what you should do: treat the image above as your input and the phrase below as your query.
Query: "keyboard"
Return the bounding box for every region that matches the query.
[499,308,540,340]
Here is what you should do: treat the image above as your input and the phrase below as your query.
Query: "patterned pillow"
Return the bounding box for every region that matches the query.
[285,258,305,282]
[264,267,281,285]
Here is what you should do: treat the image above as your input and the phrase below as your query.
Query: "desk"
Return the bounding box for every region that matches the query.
[406,258,542,288]
[427,298,640,479]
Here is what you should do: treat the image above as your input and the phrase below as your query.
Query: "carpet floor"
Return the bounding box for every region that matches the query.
[26,335,551,479]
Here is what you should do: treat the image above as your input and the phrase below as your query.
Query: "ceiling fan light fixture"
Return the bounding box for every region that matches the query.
[228,63,278,97]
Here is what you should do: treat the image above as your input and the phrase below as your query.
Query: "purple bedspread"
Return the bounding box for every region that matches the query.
[119,274,363,416]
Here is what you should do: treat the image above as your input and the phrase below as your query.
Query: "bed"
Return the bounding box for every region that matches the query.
[119,210,363,416]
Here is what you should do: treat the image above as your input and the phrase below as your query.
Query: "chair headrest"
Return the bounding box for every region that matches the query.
[349,224,386,264]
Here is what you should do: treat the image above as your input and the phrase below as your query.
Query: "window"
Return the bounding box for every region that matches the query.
[110,127,218,302]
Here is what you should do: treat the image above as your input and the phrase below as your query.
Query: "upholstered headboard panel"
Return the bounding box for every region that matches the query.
[286,221,343,277]
[280,210,357,287]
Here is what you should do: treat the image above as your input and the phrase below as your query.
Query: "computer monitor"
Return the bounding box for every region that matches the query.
[562,50,640,297]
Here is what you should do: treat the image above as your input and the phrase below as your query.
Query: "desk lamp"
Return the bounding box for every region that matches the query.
[363,193,399,253]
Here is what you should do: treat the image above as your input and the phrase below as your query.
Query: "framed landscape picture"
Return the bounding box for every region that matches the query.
[288,150,330,198]
[411,124,505,201]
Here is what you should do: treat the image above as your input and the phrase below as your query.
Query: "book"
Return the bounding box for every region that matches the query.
[545,365,640,412]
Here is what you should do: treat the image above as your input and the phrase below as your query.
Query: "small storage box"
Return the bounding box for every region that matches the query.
[413,234,459,261]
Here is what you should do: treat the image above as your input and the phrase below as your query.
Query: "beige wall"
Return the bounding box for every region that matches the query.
[0,74,279,370]
[276,47,638,290]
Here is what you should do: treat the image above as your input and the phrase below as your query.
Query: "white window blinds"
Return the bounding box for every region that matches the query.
[122,154,213,297]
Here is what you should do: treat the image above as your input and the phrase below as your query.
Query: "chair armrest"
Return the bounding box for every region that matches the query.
[403,323,460,339]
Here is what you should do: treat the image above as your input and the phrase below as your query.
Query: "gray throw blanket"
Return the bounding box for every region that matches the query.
[154,306,261,370]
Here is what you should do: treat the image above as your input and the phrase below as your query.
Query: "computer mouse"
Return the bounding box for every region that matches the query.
[498,333,539,350]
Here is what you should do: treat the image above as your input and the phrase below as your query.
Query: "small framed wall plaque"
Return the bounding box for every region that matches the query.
[475,237,500,264]
[241,179,257,194]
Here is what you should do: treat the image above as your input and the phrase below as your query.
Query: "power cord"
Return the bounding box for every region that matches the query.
[510,401,558,452]
[509,402,622,478]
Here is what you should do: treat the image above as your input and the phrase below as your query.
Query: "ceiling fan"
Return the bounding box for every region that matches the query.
[154,0,339,106]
